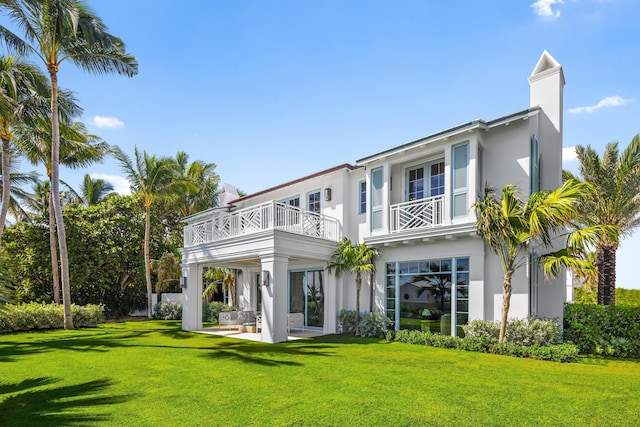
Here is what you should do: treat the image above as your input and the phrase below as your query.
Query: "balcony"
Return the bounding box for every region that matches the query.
[184,201,342,247]
[390,195,444,233]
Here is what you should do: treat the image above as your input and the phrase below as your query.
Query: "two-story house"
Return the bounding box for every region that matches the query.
[181,51,566,343]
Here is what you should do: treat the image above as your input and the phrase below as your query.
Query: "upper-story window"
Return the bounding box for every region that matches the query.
[530,135,540,194]
[281,196,300,207]
[359,181,366,215]
[307,190,321,214]
[371,167,383,230]
[452,143,469,218]
[406,160,444,201]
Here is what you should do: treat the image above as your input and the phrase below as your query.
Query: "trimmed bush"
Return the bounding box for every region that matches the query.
[337,310,358,335]
[0,302,104,332]
[202,301,234,323]
[462,318,561,347]
[386,328,579,362]
[153,302,182,320]
[337,310,389,338]
[563,303,640,357]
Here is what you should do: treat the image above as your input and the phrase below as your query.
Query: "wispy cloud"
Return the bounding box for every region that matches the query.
[568,95,632,114]
[531,0,564,19]
[92,116,124,129]
[91,173,131,195]
[562,146,577,162]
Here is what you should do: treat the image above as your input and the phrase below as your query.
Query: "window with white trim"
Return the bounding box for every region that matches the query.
[359,181,366,215]
[371,167,383,230]
[452,143,469,218]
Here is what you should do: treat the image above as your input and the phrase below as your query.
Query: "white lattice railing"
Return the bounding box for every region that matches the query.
[184,201,341,247]
[390,195,444,233]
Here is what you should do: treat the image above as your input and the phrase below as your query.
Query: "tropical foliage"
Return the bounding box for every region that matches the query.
[0,0,138,329]
[473,181,608,343]
[203,267,237,306]
[563,136,640,305]
[327,237,378,336]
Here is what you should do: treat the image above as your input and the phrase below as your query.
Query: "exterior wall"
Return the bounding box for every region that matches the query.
[181,51,568,338]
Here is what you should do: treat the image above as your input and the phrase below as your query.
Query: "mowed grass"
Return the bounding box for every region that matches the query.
[1,321,639,426]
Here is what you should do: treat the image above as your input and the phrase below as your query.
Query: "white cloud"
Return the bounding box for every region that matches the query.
[91,173,131,195]
[562,146,577,162]
[568,95,632,114]
[92,115,124,129]
[531,0,563,19]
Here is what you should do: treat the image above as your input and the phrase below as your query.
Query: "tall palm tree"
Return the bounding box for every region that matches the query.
[0,55,49,241]
[327,237,379,336]
[563,137,640,305]
[17,119,107,303]
[0,0,138,328]
[473,180,609,343]
[0,158,38,224]
[174,151,220,217]
[113,146,190,318]
[78,173,114,206]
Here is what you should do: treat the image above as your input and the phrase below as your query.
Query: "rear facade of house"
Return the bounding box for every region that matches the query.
[181,51,567,343]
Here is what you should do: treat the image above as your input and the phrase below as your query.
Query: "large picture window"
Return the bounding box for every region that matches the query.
[385,257,469,336]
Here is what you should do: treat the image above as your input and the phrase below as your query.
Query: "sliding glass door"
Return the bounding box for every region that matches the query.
[289,269,324,329]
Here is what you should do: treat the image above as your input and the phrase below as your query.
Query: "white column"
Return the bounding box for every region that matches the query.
[260,254,289,343]
[181,263,202,331]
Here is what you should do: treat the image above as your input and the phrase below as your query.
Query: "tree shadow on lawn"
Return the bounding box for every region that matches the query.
[0,330,153,362]
[0,377,135,426]
[200,338,340,367]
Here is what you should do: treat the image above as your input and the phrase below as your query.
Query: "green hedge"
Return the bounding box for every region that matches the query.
[386,329,579,363]
[0,302,104,333]
[563,303,640,358]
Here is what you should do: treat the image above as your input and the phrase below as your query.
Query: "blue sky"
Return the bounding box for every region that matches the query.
[3,0,640,288]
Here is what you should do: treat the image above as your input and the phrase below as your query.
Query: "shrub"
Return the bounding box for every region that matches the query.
[462,318,560,347]
[0,303,104,332]
[337,310,358,335]
[564,303,640,358]
[202,301,234,323]
[386,327,578,362]
[153,302,182,320]
[359,312,388,338]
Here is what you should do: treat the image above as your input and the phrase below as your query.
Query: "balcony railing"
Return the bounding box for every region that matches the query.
[184,201,342,247]
[390,195,444,233]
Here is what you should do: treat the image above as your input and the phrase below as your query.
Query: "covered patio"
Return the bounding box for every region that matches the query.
[198,327,327,342]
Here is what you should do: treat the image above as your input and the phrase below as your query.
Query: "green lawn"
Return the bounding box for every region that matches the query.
[1,321,639,426]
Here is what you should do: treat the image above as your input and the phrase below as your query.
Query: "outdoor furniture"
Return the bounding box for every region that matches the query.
[219,311,256,330]
[287,312,304,333]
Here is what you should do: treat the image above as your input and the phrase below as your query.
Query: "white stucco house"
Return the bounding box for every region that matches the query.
[181,51,567,343]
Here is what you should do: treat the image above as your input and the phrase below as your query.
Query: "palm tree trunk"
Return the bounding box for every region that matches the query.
[596,243,617,306]
[48,68,73,329]
[144,203,153,318]
[499,270,513,343]
[355,273,361,336]
[49,190,60,303]
[0,135,11,242]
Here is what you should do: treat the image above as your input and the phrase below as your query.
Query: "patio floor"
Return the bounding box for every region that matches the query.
[198,327,326,342]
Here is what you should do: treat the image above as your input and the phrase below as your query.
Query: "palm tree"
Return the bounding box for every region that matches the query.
[113,146,190,318]
[77,173,114,206]
[473,180,609,343]
[0,0,138,329]
[150,252,181,304]
[563,137,640,305]
[327,237,379,336]
[0,55,49,241]
[0,159,39,225]
[174,151,220,217]
[203,267,237,306]
[17,119,107,303]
